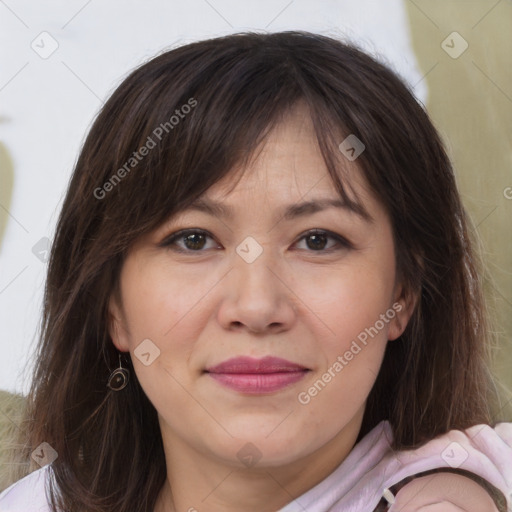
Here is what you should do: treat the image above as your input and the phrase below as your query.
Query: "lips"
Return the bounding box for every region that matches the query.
[206,356,308,374]
[205,356,309,393]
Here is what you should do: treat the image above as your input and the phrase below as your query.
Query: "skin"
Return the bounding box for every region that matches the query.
[390,473,499,511]
[109,105,488,512]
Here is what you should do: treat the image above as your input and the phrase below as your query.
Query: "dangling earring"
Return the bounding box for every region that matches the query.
[107,353,130,391]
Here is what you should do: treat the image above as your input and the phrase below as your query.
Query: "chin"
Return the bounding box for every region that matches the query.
[214,423,319,468]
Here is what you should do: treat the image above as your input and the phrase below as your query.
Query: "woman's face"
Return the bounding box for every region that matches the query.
[109,105,414,471]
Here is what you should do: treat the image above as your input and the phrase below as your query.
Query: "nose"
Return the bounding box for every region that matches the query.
[216,243,297,335]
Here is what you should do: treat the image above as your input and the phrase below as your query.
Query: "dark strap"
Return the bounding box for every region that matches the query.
[371,467,508,512]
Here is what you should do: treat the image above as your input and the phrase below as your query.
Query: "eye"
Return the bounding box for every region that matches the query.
[160,229,219,252]
[294,229,353,252]
[160,228,352,254]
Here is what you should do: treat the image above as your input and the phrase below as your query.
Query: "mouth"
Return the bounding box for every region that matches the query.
[204,356,310,394]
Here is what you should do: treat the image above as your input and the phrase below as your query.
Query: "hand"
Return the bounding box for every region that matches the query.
[389,472,499,512]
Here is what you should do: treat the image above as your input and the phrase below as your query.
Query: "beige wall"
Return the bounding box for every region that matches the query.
[0,142,14,253]
[405,1,512,398]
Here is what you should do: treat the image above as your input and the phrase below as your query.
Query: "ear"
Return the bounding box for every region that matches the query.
[108,293,130,352]
[387,281,419,341]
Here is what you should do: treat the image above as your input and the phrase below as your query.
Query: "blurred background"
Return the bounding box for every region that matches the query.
[404,1,512,398]
[0,0,510,425]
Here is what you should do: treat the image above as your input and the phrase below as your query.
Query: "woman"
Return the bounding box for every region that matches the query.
[1,31,511,512]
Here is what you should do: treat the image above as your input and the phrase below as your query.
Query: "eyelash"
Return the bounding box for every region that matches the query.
[159,228,353,254]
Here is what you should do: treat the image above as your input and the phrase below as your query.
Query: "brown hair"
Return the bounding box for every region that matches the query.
[15,31,507,512]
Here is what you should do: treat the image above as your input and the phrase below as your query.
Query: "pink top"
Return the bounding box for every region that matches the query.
[1,420,511,512]
[278,420,512,511]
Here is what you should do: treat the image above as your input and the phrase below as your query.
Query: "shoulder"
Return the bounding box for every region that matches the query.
[383,422,512,512]
[0,465,52,512]
[393,471,502,511]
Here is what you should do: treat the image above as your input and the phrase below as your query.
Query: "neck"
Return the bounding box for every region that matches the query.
[154,409,364,512]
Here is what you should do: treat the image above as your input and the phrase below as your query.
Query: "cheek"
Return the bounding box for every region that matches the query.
[293,254,396,350]
[295,278,390,436]
[116,258,220,406]
[117,259,212,415]
[290,252,395,412]
[119,257,216,345]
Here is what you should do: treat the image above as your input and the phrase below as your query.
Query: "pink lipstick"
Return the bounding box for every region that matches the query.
[205,356,309,394]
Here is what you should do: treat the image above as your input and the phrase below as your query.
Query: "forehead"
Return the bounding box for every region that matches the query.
[138,104,393,250]
[200,105,376,220]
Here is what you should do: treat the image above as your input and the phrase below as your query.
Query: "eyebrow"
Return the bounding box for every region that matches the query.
[182,196,374,224]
